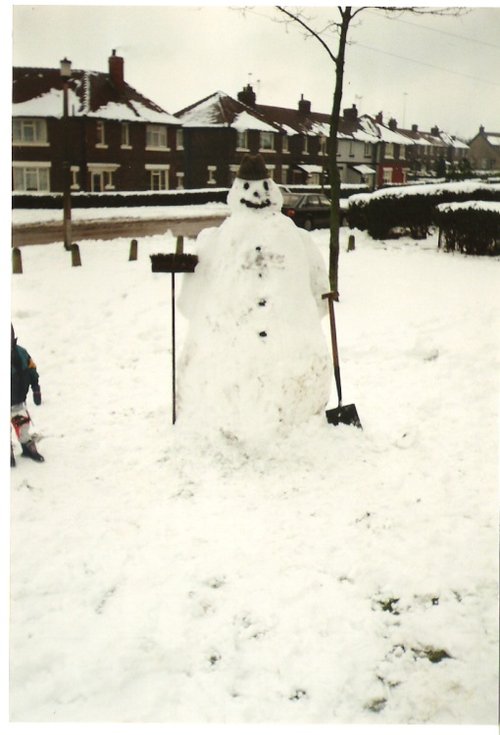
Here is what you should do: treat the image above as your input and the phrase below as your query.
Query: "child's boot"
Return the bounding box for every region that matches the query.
[21,440,44,462]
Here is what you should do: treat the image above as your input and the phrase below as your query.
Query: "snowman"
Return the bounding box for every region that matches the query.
[177,154,332,444]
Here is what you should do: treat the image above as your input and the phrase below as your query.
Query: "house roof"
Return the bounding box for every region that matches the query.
[12,65,179,125]
[175,91,281,133]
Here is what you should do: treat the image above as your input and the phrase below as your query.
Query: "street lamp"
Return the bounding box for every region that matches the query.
[60,57,72,250]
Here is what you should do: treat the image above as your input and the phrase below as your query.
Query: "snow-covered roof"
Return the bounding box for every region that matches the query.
[176,91,281,133]
[486,134,500,147]
[13,66,179,125]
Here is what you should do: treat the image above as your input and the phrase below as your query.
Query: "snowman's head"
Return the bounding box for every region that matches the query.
[227,154,283,215]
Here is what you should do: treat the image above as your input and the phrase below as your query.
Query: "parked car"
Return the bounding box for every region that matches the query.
[281,193,332,230]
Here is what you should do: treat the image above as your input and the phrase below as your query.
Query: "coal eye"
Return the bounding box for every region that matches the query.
[244,182,250,190]
[263,181,269,191]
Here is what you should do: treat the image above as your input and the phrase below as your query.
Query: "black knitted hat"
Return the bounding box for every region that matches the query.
[237,154,269,180]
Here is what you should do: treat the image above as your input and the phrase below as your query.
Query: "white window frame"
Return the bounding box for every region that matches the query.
[121,123,131,149]
[364,143,371,158]
[382,167,392,184]
[385,142,394,160]
[176,171,184,190]
[12,118,49,146]
[146,124,169,151]
[176,128,184,151]
[281,164,289,184]
[282,135,289,154]
[12,161,51,192]
[259,131,275,152]
[70,165,80,190]
[207,165,217,185]
[96,120,107,149]
[236,130,249,151]
[302,135,309,155]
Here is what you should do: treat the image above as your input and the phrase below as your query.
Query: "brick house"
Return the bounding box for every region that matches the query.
[468,126,500,172]
[401,124,470,177]
[174,89,284,188]
[12,51,183,193]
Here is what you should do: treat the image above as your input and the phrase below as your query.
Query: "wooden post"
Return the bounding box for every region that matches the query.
[129,239,138,261]
[71,243,81,267]
[12,247,23,274]
[347,234,355,252]
[175,235,184,255]
[171,271,177,425]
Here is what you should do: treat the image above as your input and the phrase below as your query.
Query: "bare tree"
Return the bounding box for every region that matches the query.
[276,6,466,300]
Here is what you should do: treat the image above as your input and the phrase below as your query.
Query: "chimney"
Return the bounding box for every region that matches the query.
[479,125,485,134]
[411,124,418,133]
[343,104,358,123]
[375,111,383,125]
[388,118,398,131]
[298,94,311,115]
[431,125,440,136]
[237,84,256,107]
[109,49,125,88]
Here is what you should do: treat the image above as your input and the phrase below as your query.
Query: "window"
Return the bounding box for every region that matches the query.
[176,128,184,150]
[121,123,131,148]
[207,165,217,184]
[319,137,327,157]
[302,135,309,155]
[385,143,394,159]
[70,166,80,190]
[146,125,168,150]
[145,164,170,190]
[176,171,184,189]
[96,120,107,148]
[399,145,406,160]
[282,165,289,184]
[237,130,249,150]
[382,167,392,184]
[259,131,274,151]
[364,143,371,158]
[12,162,50,192]
[13,118,48,146]
[282,135,289,153]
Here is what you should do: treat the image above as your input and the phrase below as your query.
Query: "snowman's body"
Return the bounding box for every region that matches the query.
[177,173,332,442]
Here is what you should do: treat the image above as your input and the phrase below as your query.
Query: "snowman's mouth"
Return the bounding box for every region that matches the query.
[241,198,271,210]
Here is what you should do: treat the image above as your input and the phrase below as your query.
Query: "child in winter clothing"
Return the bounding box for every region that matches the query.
[11,325,44,465]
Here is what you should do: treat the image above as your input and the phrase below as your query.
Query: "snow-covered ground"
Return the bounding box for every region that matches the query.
[7,218,499,728]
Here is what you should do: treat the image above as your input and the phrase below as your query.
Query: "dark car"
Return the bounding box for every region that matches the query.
[281,193,332,230]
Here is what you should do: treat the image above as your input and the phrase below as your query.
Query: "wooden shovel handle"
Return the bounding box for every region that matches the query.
[322,291,342,405]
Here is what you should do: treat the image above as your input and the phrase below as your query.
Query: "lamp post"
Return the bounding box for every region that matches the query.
[60,57,72,251]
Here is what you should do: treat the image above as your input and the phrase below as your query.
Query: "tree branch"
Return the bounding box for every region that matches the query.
[276,6,338,64]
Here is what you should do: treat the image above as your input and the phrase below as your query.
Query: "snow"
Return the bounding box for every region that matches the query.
[349,180,500,206]
[12,202,230,226]
[436,200,500,214]
[12,86,179,125]
[232,111,279,134]
[486,135,500,147]
[7,212,499,727]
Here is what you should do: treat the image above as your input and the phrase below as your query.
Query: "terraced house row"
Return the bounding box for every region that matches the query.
[12,51,496,196]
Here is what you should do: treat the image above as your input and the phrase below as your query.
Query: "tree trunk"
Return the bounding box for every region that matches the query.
[328,9,351,300]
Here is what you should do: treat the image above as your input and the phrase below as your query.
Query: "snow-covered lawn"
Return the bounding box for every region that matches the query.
[8,225,499,725]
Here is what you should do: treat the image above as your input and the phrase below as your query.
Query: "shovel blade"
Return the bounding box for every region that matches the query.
[326,404,362,430]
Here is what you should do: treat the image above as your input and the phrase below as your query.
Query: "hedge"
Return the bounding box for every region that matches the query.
[347,181,500,240]
[435,201,500,256]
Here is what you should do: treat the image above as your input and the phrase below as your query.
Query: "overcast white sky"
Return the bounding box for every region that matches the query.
[8,2,500,140]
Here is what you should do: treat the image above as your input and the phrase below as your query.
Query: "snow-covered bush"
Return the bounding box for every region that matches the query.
[435,200,500,256]
[347,181,500,241]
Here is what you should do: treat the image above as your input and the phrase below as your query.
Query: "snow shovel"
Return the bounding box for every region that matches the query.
[322,291,362,429]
